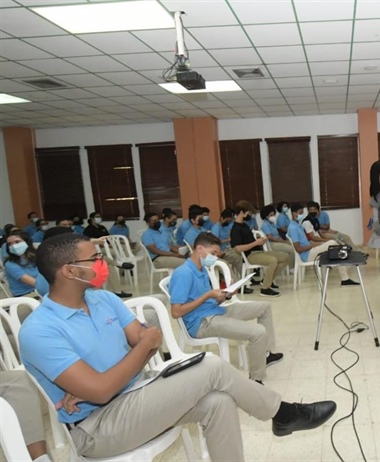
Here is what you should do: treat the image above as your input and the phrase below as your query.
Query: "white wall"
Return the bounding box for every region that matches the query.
[0,131,15,227]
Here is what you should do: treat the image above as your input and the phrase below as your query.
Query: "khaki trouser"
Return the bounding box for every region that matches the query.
[196,301,275,381]
[153,256,185,269]
[71,356,281,461]
[270,242,295,269]
[222,247,243,279]
[0,370,45,446]
[320,231,357,250]
[308,240,350,280]
[247,251,289,289]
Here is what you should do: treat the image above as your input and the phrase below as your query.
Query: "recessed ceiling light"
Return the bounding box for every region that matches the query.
[0,93,31,104]
[323,79,339,84]
[159,81,242,94]
[32,1,174,34]
[364,65,378,71]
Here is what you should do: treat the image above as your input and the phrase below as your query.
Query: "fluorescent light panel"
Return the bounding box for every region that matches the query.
[0,93,31,104]
[159,81,242,94]
[33,1,174,34]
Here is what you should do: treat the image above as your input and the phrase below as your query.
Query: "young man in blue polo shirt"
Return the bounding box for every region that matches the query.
[288,203,359,286]
[170,232,283,383]
[19,233,336,460]
[23,211,39,238]
[142,212,185,269]
[175,204,201,245]
[183,207,206,246]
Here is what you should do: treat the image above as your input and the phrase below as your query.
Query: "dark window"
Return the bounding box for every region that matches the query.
[35,146,87,220]
[378,133,380,159]
[85,144,139,220]
[137,142,182,216]
[266,137,312,205]
[318,136,359,209]
[219,139,264,209]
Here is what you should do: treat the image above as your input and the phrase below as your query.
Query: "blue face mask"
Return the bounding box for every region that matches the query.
[297,214,304,223]
[200,251,218,268]
[282,207,289,213]
[9,241,28,256]
[202,215,209,222]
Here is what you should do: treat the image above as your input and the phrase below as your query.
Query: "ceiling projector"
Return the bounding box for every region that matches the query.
[176,69,206,91]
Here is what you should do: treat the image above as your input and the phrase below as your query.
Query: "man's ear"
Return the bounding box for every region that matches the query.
[60,264,76,281]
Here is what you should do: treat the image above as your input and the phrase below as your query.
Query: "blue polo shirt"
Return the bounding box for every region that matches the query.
[4,260,38,296]
[176,219,192,245]
[318,211,330,226]
[201,219,213,231]
[211,222,232,251]
[160,223,176,245]
[261,220,280,239]
[109,224,130,237]
[244,216,258,230]
[32,230,45,243]
[142,228,170,260]
[276,212,291,230]
[19,290,137,424]
[184,225,204,246]
[170,260,226,337]
[72,225,85,235]
[288,220,310,262]
[23,223,38,238]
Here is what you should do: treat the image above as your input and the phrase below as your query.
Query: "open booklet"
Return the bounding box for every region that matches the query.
[222,272,255,294]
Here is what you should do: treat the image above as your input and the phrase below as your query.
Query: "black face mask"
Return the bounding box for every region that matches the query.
[118,220,126,225]
[309,212,317,218]
[197,218,205,227]
[169,221,177,227]
[222,221,230,227]
[73,219,83,226]
[152,221,161,231]
[243,214,252,221]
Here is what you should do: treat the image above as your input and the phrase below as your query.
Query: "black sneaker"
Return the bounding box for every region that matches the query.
[250,279,262,286]
[243,287,254,294]
[271,282,279,289]
[260,288,280,297]
[266,352,284,367]
[115,291,133,298]
[272,401,337,437]
[341,279,360,286]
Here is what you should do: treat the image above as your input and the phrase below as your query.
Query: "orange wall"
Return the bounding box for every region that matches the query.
[2,127,42,227]
[173,117,225,221]
[357,109,379,245]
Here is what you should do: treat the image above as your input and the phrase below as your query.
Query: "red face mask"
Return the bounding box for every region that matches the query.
[72,259,109,288]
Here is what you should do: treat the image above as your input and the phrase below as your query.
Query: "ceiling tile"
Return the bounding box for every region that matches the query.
[354,19,380,42]
[17,0,85,5]
[286,96,317,104]
[224,98,257,107]
[57,74,112,88]
[349,73,380,85]
[290,104,319,110]
[160,0,238,26]
[0,7,65,37]
[74,97,121,107]
[0,31,12,39]
[176,109,208,117]
[264,105,292,111]
[352,42,380,60]
[317,94,346,103]
[315,86,348,95]
[347,93,377,102]
[313,75,349,86]
[238,78,277,90]
[143,94,181,103]
[160,50,219,68]
[306,43,351,62]
[124,84,167,95]
[193,100,228,109]
[25,35,101,57]
[189,26,251,49]
[356,1,380,19]
[42,99,88,109]
[258,46,305,64]
[99,106,139,114]
[245,24,301,47]
[246,89,283,98]
[96,71,152,85]
[12,90,64,102]
[0,1,19,6]
[0,61,43,78]
[229,0,296,24]
[129,103,165,112]
[275,76,313,88]
[113,53,171,71]
[66,56,129,73]
[266,62,309,77]
[79,31,151,54]
[235,106,266,114]
[0,79,41,92]
[208,48,261,66]
[48,88,98,99]
[254,97,287,106]
[191,66,230,80]
[110,95,151,105]
[300,21,352,44]
[309,61,350,76]
[294,0,355,21]
[162,102,198,110]
[281,87,315,96]
[0,39,53,59]
[132,29,201,52]
[18,58,84,75]
[349,84,380,94]
[350,60,380,74]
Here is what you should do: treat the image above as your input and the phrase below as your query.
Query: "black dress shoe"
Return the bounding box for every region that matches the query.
[272,401,337,437]
[115,291,133,298]
[120,262,134,270]
[243,287,254,294]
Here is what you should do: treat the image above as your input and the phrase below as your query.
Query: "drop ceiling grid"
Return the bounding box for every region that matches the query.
[0,0,378,127]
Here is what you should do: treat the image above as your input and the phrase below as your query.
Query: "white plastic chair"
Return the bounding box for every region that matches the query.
[136,229,145,237]
[286,234,318,290]
[240,252,265,294]
[106,235,145,286]
[141,244,173,293]
[183,239,193,255]
[253,230,270,252]
[0,261,12,297]
[0,397,33,462]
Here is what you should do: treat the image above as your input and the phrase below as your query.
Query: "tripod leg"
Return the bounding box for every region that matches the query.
[315,267,330,350]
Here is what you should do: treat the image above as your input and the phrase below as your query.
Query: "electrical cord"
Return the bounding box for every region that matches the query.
[313,254,369,462]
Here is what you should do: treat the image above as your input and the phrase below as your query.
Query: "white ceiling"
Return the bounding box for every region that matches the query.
[0,0,379,128]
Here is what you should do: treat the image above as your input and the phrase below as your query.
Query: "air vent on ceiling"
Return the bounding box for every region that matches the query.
[232,67,265,79]
[22,78,68,89]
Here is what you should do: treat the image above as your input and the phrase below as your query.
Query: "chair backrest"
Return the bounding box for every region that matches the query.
[140,243,155,270]
[106,235,134,265]
[0,309,20,370]
[206,259,232,289]
[253,230,270,251]
[137,229,145,237]
[183,239,193,254]
[0,268,12,298]
[0,397,33,461]
[94,239,113,261]
[286,234,304,264]
[124,296,184,362]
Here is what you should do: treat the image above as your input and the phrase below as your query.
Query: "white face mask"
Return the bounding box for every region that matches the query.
[94,217,102,224]
[268,216,276,224]
[41,225,49,231]
[32,217,39,223]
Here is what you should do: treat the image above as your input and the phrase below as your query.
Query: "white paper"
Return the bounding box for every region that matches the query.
[223,273,255,293]
[178,245,188,256]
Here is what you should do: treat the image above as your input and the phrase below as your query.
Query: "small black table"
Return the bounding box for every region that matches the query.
[315,251,379,350]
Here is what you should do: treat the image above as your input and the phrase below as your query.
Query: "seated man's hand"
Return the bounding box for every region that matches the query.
[209,289,228,304]
[56,392,84,414]
[256,237,267,246]
[139,326,163,350]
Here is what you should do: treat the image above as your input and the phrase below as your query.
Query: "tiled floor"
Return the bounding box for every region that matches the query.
[2,249,379,461]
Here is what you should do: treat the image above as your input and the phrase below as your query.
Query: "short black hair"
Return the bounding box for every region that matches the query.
[260,204,276,220]
[37,233,90,284]
[162,208,176,219]
[189,207,204,221]
[276,201,289,213]
[188,204,201,212]
[202,206,210,213]
[221,208,234,219]
[43,226,73,241]
[27,211,37,219]
[55,218,70,226]
[291,203,304,213]
[235,200,254,215]
[144,212,159,223]
[194,232,221,248]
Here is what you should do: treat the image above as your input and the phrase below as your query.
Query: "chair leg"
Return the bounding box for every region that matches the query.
[48,407,66,449]
[133,264,139,286]
[150,273,153,294]
[181,428,198,461]
[197,425,210,461]
[237,343,248,370]
[293,264,298,290]
[218,338,231,363]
